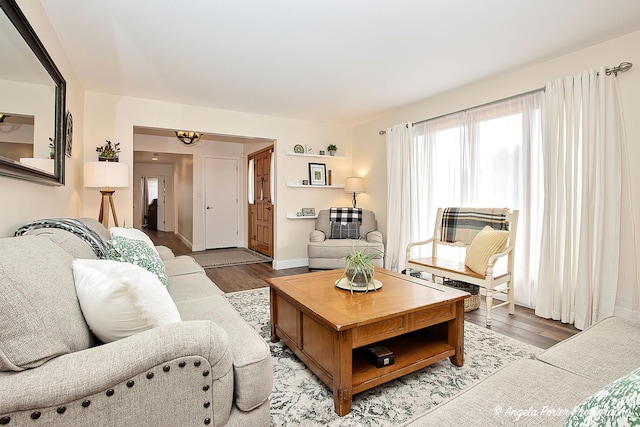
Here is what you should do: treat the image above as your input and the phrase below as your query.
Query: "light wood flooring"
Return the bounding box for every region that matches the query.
[146,229,579,350]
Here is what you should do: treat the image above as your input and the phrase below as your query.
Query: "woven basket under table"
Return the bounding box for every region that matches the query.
[443,279,480,312]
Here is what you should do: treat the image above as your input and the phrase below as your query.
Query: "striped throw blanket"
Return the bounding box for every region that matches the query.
[15,218,108,259]
[441,207,508,245]
[329,207,362,223]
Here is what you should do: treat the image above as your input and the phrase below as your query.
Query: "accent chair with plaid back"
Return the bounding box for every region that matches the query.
[308,208,384,270]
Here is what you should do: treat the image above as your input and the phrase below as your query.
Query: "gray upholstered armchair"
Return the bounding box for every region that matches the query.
[308,209,384,270]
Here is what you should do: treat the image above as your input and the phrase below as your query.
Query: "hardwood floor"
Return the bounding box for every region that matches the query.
[146,229,579,349]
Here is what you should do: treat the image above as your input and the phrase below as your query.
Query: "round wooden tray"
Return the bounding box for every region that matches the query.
[335,278,383,292]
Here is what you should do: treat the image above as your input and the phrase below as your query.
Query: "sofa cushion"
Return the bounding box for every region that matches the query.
[110,226,159,254]
[406,359,602,427]
[175,295,272,412]
[537,317,640,385]
[155,245,176,261]
[78,217,112,241]
[72,259,181,343]
[106,235,168,287]
[20,227,98,259]
[564,367,640,427]
[0,236,93,371]
[164,255,205,277]
[168,273,224,303]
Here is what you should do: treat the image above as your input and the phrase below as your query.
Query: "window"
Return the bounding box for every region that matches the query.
[410,91,543,307]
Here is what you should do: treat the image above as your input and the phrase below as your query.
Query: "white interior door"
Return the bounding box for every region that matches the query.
[205,157,239,249]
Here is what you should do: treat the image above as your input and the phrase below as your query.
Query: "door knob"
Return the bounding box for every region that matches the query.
[206,206,213,210]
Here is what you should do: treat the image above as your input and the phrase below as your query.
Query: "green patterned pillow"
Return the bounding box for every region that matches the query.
[106,236,168,287]
[564,367,640,426]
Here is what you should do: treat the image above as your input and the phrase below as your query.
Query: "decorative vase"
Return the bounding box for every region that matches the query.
[345,264,375,287]
[329,150,336,156]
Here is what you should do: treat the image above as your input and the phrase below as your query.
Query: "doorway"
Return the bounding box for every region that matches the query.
[248,146,274,257]
[204,157,239,249]
[140,176,166,231]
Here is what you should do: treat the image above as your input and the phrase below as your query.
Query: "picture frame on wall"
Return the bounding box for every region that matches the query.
[308,162,327,186]
[301,207,316,216]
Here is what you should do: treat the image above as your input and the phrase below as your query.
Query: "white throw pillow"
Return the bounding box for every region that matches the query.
[464,226,509,275]
[110,227,159,254]
[72,259,181,343]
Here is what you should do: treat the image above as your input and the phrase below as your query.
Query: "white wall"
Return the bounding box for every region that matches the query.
[0,1,85,237]
[83,92,353,265]
[353,29,640,284]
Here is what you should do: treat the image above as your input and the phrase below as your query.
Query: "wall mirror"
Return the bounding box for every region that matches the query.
[0,0,66,185]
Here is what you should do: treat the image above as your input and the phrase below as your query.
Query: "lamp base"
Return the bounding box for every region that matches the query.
[98,190,119,228]
[352,193,357,208]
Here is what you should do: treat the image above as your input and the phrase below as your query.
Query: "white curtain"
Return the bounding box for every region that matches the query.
[536,68,639,330]
[410,92,543,308]
[385,123,413,271]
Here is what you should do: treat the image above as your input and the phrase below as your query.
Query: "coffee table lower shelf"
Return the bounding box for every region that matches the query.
[351,331,455,394]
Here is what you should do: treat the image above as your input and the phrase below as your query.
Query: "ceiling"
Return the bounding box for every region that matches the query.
[39,0,640,126]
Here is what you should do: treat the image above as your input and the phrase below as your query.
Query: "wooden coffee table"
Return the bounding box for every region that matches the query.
[267,267,468,416]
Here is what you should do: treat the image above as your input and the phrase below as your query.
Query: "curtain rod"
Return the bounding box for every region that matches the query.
[379,61,633,135]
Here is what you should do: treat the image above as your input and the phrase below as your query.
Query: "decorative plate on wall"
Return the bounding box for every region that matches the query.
[294,144,304,154]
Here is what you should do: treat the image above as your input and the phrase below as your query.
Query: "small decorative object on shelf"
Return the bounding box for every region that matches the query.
[327,144,337,156]
[301,207,315,216]
[328,170,332,185]
[320,150,325,155]
[294,144,304,154]
[307,146,314,154]
[302,179,309,185]
[96,140,121,162]
[335,242,384,295]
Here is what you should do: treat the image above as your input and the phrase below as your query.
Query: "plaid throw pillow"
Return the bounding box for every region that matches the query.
[330,222,360,239]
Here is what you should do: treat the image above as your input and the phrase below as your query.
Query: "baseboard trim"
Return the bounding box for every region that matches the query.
[273,258,308,270]
[176,233,194,251]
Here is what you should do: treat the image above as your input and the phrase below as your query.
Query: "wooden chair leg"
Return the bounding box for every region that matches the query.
[507,280,516,314]
[485,289,493,326]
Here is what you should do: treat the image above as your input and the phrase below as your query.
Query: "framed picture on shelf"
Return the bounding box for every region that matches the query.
[308,163,327,186]
[301,207,316,217]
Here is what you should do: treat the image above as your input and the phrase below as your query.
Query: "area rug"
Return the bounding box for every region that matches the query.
[190,247,272,268]
[225,287,542,427]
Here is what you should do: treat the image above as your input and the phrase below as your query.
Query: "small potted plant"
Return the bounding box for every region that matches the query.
[335,242,384,295]
[327,144,337,156]
[96,140,121,162]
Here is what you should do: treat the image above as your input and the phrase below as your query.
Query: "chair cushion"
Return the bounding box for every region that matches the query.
[0,236,93,371]
[330,221,360,239]
[464,226,509,275]
[72,259,181,343]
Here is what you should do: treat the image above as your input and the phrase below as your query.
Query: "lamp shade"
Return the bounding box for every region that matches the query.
[84,162,129,188]
[344,177,365,194]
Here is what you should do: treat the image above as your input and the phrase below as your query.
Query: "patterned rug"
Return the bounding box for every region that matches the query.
[190,247,271,268]
[225,287,542,427]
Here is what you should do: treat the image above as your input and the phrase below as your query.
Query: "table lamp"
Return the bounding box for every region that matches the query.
[84,162,129,227]
[344,177,365,208]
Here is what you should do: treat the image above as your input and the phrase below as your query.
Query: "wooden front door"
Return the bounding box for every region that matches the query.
[248,146,274,257]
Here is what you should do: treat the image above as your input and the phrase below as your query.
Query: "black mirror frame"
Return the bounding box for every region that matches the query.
[0,0,66,185]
